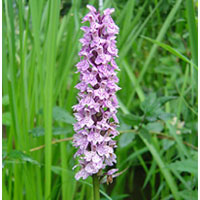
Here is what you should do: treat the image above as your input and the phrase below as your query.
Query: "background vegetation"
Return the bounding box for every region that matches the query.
[2,0,198,199]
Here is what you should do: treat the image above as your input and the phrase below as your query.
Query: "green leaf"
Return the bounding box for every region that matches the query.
[2,112,11,126]
[179,190,198,200]
[2,139,7,160]
[146,116,157,122]
[119,113,142,126]
[139,128,180,200]
[119,147,148,168]
[2,138,7,151]
[141,93,176,122]
[140,128,152,143]
[51,166,62,175]
[158,112,174,121]
[169,159,197,177]
[53,106,75,124]
[141,93,159,114]
[146,122,164,132]
[2,95,9,106]
[118,97,130,115]
[29,127,44,137]
[51,166,75,177]
[162,139,175,151]
[119,132,135,148]
[167,123,189,158]
[108,194,130,200]
[129,0,183,100]
[158,96,177,106]
[181,127,192,135]
[141,36,198,70]
[6,150,40,165]
[186,0,198,66]
[168,33,186,53]
[29,127,72,137]
[52,127,73,136]
[122,60,145,104]
[154,65,181,75]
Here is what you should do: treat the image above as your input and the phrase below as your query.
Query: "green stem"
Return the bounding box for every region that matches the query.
[93,174,100,200]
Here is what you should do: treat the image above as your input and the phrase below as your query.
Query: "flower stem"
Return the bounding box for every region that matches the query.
[93,174,100,200]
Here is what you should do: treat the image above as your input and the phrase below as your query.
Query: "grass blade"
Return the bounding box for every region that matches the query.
[130,0,183,100]
[139,129,180,200]
[43,0,60,199]
[186,0,198,66]
[141,36,198,70]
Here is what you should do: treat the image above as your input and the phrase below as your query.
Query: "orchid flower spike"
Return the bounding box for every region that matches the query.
[73,5,120,181]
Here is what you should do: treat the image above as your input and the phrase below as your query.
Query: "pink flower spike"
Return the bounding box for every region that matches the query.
[73,5,120,181]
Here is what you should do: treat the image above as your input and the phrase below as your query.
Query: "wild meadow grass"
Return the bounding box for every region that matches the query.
[2,0,198,199]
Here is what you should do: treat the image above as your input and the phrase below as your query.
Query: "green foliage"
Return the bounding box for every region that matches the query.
[2,95,9,106]
[52,106,76,124]
[2,0,197,200]
[146,122,164,133]
[179,190,198,200]
[2,112,11,126]
[4,150,40,166]
[142,36,198,69]
[119,132,135,148]
[169,158,198,177]
[141,93,176,122]
[29,127,73,137]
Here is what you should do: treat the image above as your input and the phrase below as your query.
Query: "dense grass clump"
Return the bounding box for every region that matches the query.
[2,0,197,200]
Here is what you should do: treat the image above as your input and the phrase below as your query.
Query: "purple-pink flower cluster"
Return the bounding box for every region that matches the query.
[73,5,120,180]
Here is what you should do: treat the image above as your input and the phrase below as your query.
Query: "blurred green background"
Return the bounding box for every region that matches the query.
[2,0,198,199]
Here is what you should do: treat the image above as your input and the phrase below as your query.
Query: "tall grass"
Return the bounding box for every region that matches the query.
[2,0,198,200]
